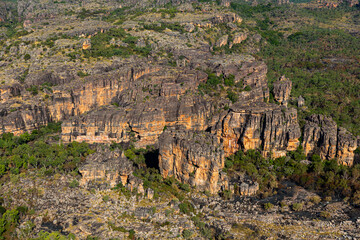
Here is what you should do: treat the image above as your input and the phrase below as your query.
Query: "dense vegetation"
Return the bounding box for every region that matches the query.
[82,28,152,59]
[231,1,360,135]
[198,72,248,103]
[0,122,93,178]
[224,147,360,204]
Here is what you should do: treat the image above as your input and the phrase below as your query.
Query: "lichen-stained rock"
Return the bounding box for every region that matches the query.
[82,39,91,50]
[0,104,52,135]
[209,59,269,100]
[216,35,228,47]
[239,182,259,196]
[49,63,159,121]
[336,127,358,166]
[229,32,248,48]
[303,114,341,161]
[210,13,242,24]
[0,62,159,135]
[303,114,358,166]
[79,147,133,188]
[158,131,226,194]
[273,75,292,107]
[0,83,23,101]
[297,95,305,107]
[215,102,301,158]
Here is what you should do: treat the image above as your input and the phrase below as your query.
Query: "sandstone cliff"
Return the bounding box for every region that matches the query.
[159,131,226,194]
[303,114,358,166]
[213,102,301,158]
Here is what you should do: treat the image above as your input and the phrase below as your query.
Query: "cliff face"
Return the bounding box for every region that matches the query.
[159,131,226,194]
[0,57,358,193]
[214,103,301,158]
[0,63,159,135]
[303,114,358,166]
[60,67,211,147]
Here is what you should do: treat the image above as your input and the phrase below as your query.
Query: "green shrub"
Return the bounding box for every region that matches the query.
[24,54,31,61]
[102,195,110,202]
[224,74,235,86]
[244,85,251,91]
[264,202,274,211]
[179,183,191,192]
[291,202,304,211]
[309,195,321,204]
[227,90,238,103]
[69,179,79,188]
[128,229,135,239]
[179,201,194,215]
[320,211,331,219]
[182,229,193,239]
[26,85,39,95]
[77,71,89,77]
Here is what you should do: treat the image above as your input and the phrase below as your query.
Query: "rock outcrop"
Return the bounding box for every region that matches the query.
[159,131,226,194]
[230,32,248,48]
[210,13,242,25]
[302,114,358,166]
[273,75,292,107]
[216,35,229,48]
[239,181,259,196]
[79,147,133,188]
[297,96,305,107]
[0,63,159,135]
[214,102,301,158]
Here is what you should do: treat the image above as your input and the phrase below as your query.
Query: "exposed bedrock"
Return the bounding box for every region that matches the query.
[79,147,134,188]
[61,95,212,147]
[0,63,159,134]
[59,59,269,146]
[273,75,292,107]
[213,102,301,158]
[302,114,358,166]
[0,52,358,184]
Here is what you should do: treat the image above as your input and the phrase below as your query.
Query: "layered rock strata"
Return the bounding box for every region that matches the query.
[0,63,159,134]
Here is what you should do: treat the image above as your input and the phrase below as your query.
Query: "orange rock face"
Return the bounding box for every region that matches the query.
[303,114,358,166]
[82,39,91,50]
[215,102,301,158]
[159,131,226,194]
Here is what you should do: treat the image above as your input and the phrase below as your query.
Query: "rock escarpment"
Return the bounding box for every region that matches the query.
[0,3,358,195]
[0,62,159,135]
[302,114,358,166]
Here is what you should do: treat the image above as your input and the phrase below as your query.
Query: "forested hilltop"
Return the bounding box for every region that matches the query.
[0,0,359,239]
